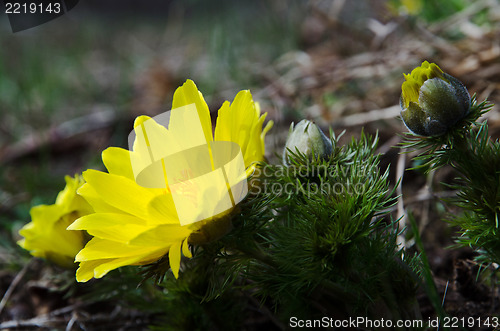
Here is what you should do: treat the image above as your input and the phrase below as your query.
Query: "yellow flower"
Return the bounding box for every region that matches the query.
[400,61,470,136]
[18,175,92,268]
[68,80,273,282]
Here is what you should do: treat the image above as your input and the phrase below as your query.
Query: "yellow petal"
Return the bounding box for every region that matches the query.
[243,113,267,164]
[76,259,106,282]
[168,240,183,278]
[146,194,180,226]
[75,238,164,261]
[172,80,213,144]
[55,175,82,207]
[82,169,154,220]
[261,119,273,154]
[20,213,83,263]
[60,175,91,215]
[182,238,192,258]
[133,115,170,157]
[102,147,135,180]
[128,224,193,246]
[93,251,166,278]
[92,258,137,279]
[29,204,62,228]
[18,174,90,269]
[76,250,168,282]
[77,183,123,214]
[214,90,272,167]
[213,101,232,142]
[133,115,151,128]
[215,91,256,156]
[68,213,150,243]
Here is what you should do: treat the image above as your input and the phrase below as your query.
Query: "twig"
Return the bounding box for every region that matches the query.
[49,302,92,316]
[65,313,77,331]
[396,149,407,247]
[404,190,458,206]
[0,307,143,330]
[385,190,459,214]
[418,171,435,233]
[0,110,118,164]
[0,316,66,329]
[331,105,400,128]
[0,260,31,316]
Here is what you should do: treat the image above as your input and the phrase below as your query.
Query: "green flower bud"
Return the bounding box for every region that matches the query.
[283,119,333,165]
[400,61,471,136]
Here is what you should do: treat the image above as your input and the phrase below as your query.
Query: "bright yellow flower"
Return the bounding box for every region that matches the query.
[18,175,92,268]
[400,61,470,136]
[69,79,273,282]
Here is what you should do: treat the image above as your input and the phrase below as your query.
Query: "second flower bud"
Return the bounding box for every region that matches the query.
[283,119,333,165]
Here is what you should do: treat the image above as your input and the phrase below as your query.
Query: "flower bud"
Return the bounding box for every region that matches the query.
[283,119,333,165]
[400,61,471,136]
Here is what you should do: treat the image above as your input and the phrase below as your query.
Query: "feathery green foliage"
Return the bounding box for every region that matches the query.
[145,130,423,327]
[401,95,500,267]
